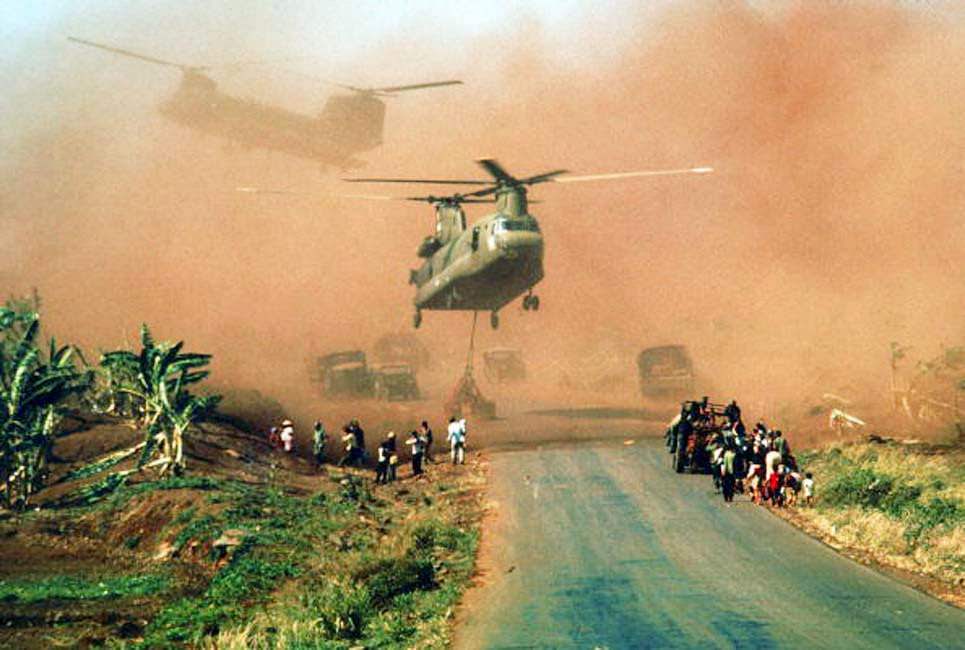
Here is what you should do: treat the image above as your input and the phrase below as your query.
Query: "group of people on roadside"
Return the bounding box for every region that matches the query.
[266,415,470,484]
[670,398,815,507]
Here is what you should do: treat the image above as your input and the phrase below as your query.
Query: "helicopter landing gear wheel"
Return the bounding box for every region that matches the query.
[522,294,541,311]
[490,311,500,330]
[413,310,422,329]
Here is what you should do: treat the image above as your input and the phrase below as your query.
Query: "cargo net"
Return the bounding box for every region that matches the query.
[444,312,496,420]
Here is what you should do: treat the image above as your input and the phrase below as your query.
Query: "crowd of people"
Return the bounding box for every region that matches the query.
[266,415,470,484]
[669,398,815,508]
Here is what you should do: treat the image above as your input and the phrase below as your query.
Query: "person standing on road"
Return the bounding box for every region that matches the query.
[312,420,327,468]
[406,429,426,476]
[721,443,737,503]
[448,416,466,465]
[339,424,364,468]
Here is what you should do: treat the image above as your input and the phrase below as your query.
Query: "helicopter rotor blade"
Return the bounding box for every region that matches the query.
[553,166,714,183]
[370,80,463,93]
[476,159,516,184]
[343,177,490,185]
[67,36,200,70]
[521,169,569,185]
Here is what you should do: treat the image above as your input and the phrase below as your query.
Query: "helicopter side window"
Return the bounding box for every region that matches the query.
[494,219,540,233]
[471,227,480,251]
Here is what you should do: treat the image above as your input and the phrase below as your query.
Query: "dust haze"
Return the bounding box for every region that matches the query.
[3,2,963,444]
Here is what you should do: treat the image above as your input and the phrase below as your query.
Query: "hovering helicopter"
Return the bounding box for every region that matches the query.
[67,36,462,169]
[347,159,713,329]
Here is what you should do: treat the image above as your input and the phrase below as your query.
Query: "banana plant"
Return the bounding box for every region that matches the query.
[0,307,91,509]
[100,325,219,477]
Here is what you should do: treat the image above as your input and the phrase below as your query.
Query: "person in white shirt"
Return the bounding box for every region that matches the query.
[802,472,815,506]
[447,416,466,465]
[280,419,295,453]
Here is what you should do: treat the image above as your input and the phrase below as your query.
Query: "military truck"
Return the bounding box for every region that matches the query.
[637,345,695,398]
[667,399,727,473]
[312,350,373,398]
[372,363,421,402]
[483,347,526,383]
[372,332,431,372]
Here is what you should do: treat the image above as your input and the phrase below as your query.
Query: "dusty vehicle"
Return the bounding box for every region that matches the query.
[372,333,431,372]
[483,347,526,383]
[638,345,694,398]
[372,364,420,402]
[312,350,373,398]
[667,400,728,474]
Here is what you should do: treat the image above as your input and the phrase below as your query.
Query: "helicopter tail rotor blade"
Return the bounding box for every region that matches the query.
[67,36,198,70]
[554,166,715,183]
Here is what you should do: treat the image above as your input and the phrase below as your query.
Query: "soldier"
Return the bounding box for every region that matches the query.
[312,420,327,468]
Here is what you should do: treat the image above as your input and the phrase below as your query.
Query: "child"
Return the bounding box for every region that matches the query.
[803,472,815,506]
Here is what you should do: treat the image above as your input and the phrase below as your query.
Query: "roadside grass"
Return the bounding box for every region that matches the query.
[204,478,483,649]
[796,442,964,584]
[0,573,167,604]
[2,459,484,648]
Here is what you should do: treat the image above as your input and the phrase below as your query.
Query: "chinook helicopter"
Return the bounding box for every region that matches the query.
[67,36,462,169]
[347,159,713,329]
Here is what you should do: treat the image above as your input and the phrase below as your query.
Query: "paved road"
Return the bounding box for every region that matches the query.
[457,441,965,649]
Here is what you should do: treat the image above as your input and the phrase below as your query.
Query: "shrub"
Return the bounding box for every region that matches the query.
[353,555,435,607]
[304,581,373,640]
[822,468,920,516]
[904,497,965,547]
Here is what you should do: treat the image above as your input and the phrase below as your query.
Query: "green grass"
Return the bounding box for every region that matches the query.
[797,441,964,584]
[0,573,167,604]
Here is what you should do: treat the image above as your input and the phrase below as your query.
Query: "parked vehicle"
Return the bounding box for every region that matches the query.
[637,345,694,398]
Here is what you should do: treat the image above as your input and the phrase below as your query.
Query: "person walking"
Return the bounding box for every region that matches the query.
[312,420,327,468]
[447,417,466,465]
[721,444,737,503]
[406,429,426,476]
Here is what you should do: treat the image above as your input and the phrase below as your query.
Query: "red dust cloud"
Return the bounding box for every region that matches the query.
[2,2,963,444]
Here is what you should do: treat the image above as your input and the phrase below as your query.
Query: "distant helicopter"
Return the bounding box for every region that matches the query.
[67,36,462,169]
[347,159,713,329]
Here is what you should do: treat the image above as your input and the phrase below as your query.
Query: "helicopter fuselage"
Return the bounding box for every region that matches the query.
[412,209,544,312]
[157,72,380,168]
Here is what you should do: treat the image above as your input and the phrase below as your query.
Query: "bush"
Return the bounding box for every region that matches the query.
[904,497,965,546]
[304,581,373,640]
[822,468,920,516]
[353,555,435,608]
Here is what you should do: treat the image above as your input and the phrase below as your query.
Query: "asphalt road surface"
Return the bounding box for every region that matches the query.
[456,441,965,649]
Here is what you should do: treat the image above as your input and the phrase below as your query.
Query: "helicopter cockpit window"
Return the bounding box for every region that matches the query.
[494,219,540,233]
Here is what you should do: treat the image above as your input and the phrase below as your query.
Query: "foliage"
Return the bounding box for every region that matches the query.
[304,581,374,640]
[0,573,167,604]
[99,324,220,477]
[0,296,91,509]
[352,555,435,608]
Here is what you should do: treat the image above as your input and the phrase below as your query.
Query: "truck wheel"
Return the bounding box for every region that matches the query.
[674,446,685,473]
